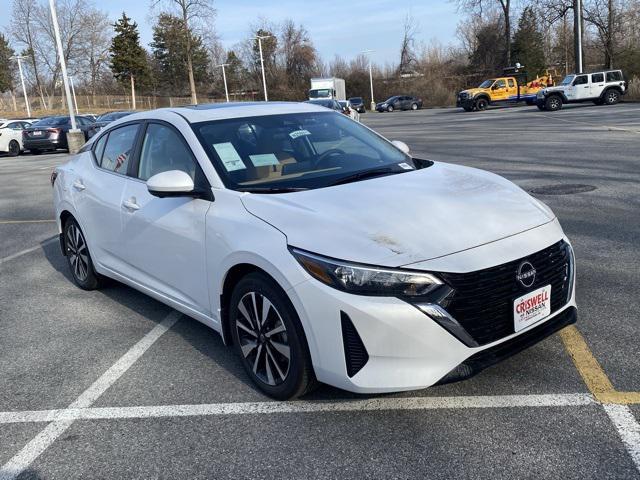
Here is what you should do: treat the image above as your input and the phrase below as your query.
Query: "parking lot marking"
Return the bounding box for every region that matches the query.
[0,220,56,224]
[0,310,181,480]
[603,404,640,471]
[0,237,57,266]
[0,393,596,426]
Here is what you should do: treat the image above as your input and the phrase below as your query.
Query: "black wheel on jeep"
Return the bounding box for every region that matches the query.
[604,89,620,105]
[475,98,489,111]
[545,95,562,111]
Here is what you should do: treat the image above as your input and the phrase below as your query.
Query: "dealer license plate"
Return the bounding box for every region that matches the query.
[513,285,551,333]
[33,130,43,136]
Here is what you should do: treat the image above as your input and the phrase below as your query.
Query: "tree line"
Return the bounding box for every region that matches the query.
[1,0,639,113]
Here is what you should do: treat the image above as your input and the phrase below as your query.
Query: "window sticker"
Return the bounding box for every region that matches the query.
[249,153,280,167]
[213,142,246,171]
[289,129,311,139]
[398,162,414,170]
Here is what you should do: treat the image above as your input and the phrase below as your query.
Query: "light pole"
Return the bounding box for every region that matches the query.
[69,75,79,114]
[361,49,375,111]
[254,35,272,101]
[10,55,31,118]
[574,0,583,73]
[217,63,230,102]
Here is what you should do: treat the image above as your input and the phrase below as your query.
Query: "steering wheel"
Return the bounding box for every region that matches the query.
[315,148,346,168]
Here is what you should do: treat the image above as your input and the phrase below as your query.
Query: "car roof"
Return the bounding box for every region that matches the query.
[120,102,330,125]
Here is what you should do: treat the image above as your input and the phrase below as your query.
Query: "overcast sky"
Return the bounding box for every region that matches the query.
[0,0,460,65]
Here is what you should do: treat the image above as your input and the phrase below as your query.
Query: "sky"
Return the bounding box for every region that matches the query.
[0,0,461,65]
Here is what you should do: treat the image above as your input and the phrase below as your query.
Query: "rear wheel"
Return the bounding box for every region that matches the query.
[545,95,562,111]
[475,97,489,111]
[604,89,620,105]
[229,272,316,399]
[8,140,20,157]
[63,218,102,290]
[411,103,418,110]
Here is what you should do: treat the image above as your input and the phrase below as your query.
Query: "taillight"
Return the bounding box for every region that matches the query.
[48,128,62,135]
[50,169,58,187]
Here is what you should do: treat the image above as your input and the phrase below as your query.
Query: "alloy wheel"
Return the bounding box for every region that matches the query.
[606,91,619,104]
[66,223,89,282]
[235,291,290,386]
[9,141,20,156]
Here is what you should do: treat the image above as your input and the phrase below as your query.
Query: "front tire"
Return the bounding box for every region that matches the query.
[8,140,20,157]
[411,103,418,110]
[604,89,620,105]
[475,97,489,111]
[63,218,102,290]
[229,272,316,399]
[545,95,562,111]
[387,105,394,112]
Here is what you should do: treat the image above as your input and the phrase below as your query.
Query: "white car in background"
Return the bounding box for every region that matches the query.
[52,102,577,399]
[0,119,33,156]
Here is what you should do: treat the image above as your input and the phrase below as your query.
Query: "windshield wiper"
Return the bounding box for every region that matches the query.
[327,167,400,187]
[237,186,308,194]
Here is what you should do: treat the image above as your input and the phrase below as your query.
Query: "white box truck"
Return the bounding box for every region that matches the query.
[309,77,346,101]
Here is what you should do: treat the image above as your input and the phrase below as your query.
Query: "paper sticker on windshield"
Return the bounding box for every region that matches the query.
[213,142,245,171]
[398,162,414,170]
[289,129,311,139]
[249,154,279,167]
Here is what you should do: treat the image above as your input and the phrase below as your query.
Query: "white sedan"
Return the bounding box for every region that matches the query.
[52,102,577,399]
[0,119,33,156]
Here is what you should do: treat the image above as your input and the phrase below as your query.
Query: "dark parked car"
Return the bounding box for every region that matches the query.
[304,99,347,114]
[348,96,366,113]
[23,116,94,154]
[375,95,423,112]
[87,111,135,138]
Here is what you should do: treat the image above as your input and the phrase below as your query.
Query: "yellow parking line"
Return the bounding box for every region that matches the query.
[559,325,640,404]
[0,220,55,224]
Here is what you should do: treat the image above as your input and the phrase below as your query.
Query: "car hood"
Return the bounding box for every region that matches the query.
[240,162,555,267]
[542,86,565,94]
[460,88,488,96]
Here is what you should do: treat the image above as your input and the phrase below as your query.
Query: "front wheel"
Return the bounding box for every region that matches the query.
[63,218,103,290]
[411,103,418,110]
[545,96,562,111]
[8,140,20,157]
[604,89,620,105]
[387,105,394,112]
[475,98,489,111]
[230,273,316,399]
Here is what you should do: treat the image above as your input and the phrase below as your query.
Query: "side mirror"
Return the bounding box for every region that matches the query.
[391,140,410,155]
[147,170,195,198]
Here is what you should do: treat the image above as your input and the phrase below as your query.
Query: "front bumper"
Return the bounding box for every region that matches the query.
[456,96,474,109]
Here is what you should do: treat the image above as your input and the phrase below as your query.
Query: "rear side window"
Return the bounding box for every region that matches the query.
[606,71,623,82]
[508,79,515,87]
[591,73,604,83]
[573,75,588,85]
[100,124,138,174]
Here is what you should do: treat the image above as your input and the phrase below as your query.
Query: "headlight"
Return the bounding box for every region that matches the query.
[290,248,443,297]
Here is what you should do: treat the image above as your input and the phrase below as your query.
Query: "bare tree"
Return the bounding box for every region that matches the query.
[584,0,619,68]
[78,8,112,103]
[399,13,419,75]
[151,0,215,104]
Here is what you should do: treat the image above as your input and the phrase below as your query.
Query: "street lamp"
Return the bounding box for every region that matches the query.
[217,63,230,102]
[361,49,375,111]
[9,55,31,118]
[254,35,273,101]
[574,0,583,73]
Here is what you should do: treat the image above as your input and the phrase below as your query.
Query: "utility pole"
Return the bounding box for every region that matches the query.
[361,50,375,111]
[254,35,272,101]
[574,0,583,73]
[49,0,83,152]
[10,55,31,118]
[217,63,230,102]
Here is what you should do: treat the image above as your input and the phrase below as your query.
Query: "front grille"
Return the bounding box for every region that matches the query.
[341,312,369,377]
[438,241,572,346]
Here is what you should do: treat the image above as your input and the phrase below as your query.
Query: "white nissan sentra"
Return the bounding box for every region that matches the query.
[52,102,577,399]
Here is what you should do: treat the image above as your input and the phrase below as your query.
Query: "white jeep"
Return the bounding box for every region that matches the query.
[536,70,627,111]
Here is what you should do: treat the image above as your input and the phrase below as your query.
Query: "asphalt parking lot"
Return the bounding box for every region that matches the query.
[1,102,639,479]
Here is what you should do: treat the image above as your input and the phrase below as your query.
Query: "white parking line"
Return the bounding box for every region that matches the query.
[0,393,595,426]
[0,237,57,266]
[603,404,640,471]
[0,311,181,480]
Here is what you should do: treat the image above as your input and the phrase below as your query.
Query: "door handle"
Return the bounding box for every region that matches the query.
[72,180,85,191]
[122,199,140,211]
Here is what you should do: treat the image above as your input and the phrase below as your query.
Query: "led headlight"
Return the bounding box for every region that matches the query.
[290,248,443,297]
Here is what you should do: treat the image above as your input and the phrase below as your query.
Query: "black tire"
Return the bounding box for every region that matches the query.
[411,103,418,110]
[475,97,489,111]
[229,272,316,399]
[604,89,620,105]
[545,95,563,111]
[63,218,102,290]
[387,105,394,112]
[8,140,20,157]
[30,148,41,155]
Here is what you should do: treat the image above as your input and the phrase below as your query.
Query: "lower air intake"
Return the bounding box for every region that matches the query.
[341,312,369,378]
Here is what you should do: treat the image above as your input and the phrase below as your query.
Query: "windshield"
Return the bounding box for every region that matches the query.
[560,75,575,86]
[478,79,495,88]
[349,97,362,103]
[309,88,331,99]
[307,99,333,108]
[33,117,67,126]
[192,111,417,191]
[384,96,398,103]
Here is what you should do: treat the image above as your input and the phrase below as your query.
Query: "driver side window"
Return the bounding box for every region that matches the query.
[137,123,198,182]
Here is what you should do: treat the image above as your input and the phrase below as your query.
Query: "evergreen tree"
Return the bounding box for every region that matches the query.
[224,50,247,94]
[0,34,15,94]
[511,7,547,76]
[150,13,209,96]
[109,13,151,91]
